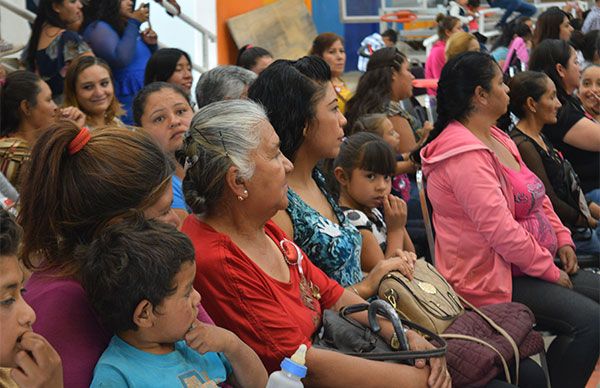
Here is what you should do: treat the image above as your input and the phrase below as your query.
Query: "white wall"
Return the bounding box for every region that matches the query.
[0,0,32,48]
[151,0,217,99]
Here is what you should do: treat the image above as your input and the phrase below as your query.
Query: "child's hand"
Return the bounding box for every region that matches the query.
[10,332,63,388]
[185,320,239,356]
[383,194,408,231]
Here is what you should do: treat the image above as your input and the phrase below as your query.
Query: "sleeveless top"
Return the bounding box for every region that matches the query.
[501,162,558,256]
[286,169,363,287]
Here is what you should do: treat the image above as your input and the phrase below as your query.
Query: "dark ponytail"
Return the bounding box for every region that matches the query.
[411,51,498,164]
[0,71,42,136]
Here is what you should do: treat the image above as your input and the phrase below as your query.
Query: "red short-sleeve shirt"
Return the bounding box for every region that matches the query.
[182,216,345,373]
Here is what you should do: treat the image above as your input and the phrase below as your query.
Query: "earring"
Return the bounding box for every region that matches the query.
[531,108,537,113]
[237,189,248,201]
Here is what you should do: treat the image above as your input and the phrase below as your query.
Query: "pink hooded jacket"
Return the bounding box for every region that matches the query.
[420,121,573,307]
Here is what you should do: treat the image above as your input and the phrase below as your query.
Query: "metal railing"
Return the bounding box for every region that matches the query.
[0,0,214,73]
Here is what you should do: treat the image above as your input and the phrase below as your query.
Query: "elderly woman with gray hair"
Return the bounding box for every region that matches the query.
[194,65,257,109]
[180,99,451,388]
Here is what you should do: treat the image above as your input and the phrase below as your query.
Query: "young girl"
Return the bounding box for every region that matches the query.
[351,113,412,202]
[334,132,415,272]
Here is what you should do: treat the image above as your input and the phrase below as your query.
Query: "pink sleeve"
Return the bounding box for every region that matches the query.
[446,152,561,282]
[514,38,529,68]
[541,195,575,249]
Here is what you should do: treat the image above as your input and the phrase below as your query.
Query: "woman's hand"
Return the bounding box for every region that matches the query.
[589,202,600,220]
[588,215,598,229]
[556,269,574,288]
[384,194,408,231]
[10,332,63,388]
[365,252,417,295]
[558,245,578,275]
[417,121,433,142]
[406,330,451,388]
[129,4,150,23]
[58,106,86,128]
[141,28,158,45]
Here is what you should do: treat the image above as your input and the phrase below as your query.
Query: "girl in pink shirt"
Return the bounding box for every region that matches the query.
[425,15,462,95]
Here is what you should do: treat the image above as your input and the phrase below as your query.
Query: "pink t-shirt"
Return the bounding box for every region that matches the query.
[501,162,558,257]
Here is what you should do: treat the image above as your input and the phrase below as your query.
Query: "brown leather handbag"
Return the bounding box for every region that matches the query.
[378,259,464,334]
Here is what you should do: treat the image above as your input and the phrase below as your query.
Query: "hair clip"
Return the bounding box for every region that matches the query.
[68,127,91,155]
[218,131,229,157]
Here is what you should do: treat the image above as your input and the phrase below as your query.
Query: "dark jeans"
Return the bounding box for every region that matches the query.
[488,0,537,26]
[485,358,546,387]
[512,272,600,388]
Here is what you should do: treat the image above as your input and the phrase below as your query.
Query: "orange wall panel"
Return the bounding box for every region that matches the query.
[216,0,312,65]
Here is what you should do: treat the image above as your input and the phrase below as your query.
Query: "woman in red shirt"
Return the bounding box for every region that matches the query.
[181,99,450,388]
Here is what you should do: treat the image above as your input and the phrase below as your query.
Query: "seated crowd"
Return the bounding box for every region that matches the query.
[0,0,599,387]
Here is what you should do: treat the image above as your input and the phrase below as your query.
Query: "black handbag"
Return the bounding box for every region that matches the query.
[312,299,447,363]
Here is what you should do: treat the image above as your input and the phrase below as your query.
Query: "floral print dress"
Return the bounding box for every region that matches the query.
[286,169,363,287]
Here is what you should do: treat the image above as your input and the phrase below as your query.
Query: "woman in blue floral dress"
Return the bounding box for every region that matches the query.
[249,56,415,299]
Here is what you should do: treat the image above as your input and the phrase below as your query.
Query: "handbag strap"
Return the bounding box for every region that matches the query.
[458,296,520,385]
[441,333,512,384]
[339,302,448,361]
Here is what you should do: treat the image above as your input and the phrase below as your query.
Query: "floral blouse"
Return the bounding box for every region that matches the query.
[286,169,363,287]
[33,30,90,98]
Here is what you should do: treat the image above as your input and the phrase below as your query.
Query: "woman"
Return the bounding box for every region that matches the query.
[18,121,212,388]
[24,0,92,99]
[181,99,450,387]
[529,40,600,201]
[424,14,461,95]
[236,44,273,75]
[248,56,415,299]
[0,70,85,190]
[532,7,573,47]
[507,71,599,255]
[63,56,125,129]
[346,48,431,155]
[412,51,600,388]
[133,82,193,223]
[309,33,352,113]
[83,0,157,124]
[144,48,194,95]
[445,31,479,61]
[580,64,600,122]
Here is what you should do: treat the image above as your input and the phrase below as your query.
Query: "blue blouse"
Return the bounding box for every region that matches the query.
[286,169,363,287]
[83,19,156,124]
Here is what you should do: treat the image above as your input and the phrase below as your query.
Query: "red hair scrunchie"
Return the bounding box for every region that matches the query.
[68,127,91,155]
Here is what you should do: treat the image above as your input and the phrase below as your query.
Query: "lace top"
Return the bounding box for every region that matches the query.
[286,169,363,287]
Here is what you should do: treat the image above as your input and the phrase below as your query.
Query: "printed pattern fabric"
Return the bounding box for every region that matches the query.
[35,30,90,96]
[286,169,363,287]
[502,163,558,256]
[343,207,387,252]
